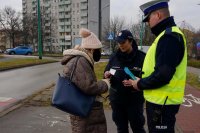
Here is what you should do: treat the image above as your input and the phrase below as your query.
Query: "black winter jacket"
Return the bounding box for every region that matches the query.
[104,41,146,103]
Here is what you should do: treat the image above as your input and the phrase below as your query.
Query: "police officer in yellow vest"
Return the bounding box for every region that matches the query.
[123,0,187,132]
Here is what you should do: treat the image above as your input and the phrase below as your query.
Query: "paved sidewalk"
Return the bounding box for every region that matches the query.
[187,67,200,75]
[177,84,200,133]
[0,85,185,133]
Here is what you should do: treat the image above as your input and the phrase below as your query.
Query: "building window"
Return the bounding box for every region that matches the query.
[77,3,79,8]
[77,25,79,28]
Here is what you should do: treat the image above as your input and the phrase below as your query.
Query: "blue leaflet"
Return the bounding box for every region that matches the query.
[124,67,137,80]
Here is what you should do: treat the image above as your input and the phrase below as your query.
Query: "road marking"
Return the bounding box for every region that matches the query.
[0,97,13,102]
[0,97,16,107]
[182,94,200,107]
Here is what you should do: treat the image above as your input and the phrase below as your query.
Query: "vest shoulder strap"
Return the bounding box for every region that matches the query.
[164,27,183,42]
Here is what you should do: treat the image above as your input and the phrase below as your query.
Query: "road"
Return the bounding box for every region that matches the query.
[0,62,62,100]
[0,56,108,100]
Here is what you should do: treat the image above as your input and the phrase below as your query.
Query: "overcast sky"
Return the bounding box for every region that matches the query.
[111,0,200,30]
[0,0,199,30]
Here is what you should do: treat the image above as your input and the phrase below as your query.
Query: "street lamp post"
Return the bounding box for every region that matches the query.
[37,0,42,59]
[99,0,102,41]
[139,15,145,50]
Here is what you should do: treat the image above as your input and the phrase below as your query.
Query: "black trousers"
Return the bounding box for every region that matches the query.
[110,101,145,133]
[146,101,180,133]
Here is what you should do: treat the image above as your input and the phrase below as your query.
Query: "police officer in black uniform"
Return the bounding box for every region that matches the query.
[104,30,146,133]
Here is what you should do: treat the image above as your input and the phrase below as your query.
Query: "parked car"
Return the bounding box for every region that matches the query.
[101,52,106,56]
[0,49,3,53]
[5,46,33,55]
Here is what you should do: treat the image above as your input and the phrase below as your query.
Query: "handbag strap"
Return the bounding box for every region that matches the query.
[70,56,81,80]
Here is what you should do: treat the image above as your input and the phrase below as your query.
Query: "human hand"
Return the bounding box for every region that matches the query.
[123,77,140,91]
[104,71,111,79]
[122,79,133,87]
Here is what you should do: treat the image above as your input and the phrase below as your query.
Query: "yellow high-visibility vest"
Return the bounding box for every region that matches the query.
[142,26,187,105]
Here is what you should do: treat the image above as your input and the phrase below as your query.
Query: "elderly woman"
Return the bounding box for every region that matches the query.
[61,28,110,133]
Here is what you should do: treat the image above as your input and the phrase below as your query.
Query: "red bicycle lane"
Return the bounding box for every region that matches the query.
[177,84,200,133]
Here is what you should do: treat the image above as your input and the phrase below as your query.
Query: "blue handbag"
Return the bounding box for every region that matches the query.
[52,56,95,117]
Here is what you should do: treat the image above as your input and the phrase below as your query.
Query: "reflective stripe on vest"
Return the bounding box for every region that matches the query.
[142,26,187,105]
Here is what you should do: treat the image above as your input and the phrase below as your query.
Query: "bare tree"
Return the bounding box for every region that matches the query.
[103,16,126,52]
[22,14,38,51]
[0,6,21,48]
[179,21,196,57]
[127,21,155,47]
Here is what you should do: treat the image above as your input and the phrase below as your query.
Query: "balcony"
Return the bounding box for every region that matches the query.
[59,14,71,19]
[59,35,71,40]
[59,0,71,5]
[59,7,71,12]
[80,5,88,10]
[59,42,71,46]
[59,36,65,39]
[45,17,50,21]
[80,11,88,17]
[32,1,37,7]
[59,28,71,32]
[59,21,71,26]
[80,0,87,3]
[45,29,51,33]
[80,21,88,25]
[80,18,88,25]
[44,3,51,8]
[45,9,51,14]
[45,23,51,27]
[32,10,36,14]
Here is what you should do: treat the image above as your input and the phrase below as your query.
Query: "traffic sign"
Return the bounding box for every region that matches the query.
[108,33,114,40]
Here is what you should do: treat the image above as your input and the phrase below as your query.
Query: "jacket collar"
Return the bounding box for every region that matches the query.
[116,41,138,63]
[61,48,94,66]
[151,16,176,36]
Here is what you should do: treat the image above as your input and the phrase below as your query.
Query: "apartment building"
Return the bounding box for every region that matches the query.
[22,0,110,52]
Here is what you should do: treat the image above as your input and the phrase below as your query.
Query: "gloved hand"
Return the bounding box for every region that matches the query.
[102,78,111,90]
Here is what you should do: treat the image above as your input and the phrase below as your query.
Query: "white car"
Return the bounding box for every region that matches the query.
[101,52,106,56]
[0,49,4,53]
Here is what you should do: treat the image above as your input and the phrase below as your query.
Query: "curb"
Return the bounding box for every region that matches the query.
[0,83,55,118]
[0,61,58,72]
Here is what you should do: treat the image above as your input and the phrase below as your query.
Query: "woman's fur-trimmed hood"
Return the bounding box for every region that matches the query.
[61,48,94,66]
